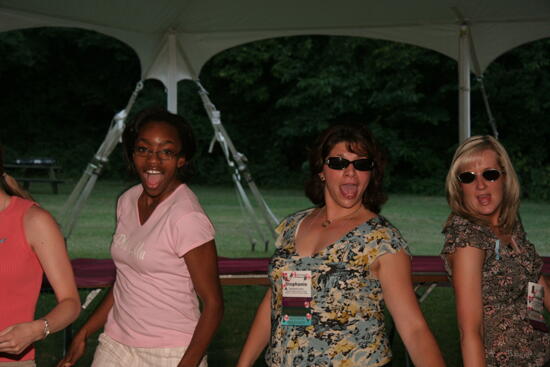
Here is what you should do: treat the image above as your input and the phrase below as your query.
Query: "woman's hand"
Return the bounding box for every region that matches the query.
[56,330,88,367]
[55,288,115,367]
[0,320,44,355]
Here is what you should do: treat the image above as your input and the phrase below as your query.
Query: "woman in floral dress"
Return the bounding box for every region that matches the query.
[441,135,550,366]
[237,124,445,367]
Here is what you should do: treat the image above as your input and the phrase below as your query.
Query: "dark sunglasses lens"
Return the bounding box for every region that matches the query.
[326,157,349,170]
[458,172,476,183]
[353,158,374,171]
[483,169,501,181]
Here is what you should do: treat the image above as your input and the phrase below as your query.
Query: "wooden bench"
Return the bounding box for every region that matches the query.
[5,159,64,194]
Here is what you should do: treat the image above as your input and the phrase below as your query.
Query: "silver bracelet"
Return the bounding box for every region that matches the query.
[41,318,50,339]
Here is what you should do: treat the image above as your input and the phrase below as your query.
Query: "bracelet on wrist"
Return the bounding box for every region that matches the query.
[40,318,50,339]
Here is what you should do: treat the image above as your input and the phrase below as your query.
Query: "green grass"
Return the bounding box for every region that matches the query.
[26,179,550,366]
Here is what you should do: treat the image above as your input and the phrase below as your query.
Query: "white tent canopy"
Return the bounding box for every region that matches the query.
[1,0,549,137]
[1,0,549,78]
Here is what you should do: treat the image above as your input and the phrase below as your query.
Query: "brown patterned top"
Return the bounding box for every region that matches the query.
[441,214,550,367]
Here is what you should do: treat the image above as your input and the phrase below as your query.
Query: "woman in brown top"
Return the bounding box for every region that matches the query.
[441,135,550,366]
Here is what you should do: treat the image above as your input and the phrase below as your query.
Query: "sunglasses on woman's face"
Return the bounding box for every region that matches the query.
[457,169,503,184]
[325,157,374,171]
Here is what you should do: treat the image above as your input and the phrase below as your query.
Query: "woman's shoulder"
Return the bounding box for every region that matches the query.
[365,215,404,239]
[443,213,474,231]
[274,208,314,240]
[356,215,409,253]
[162,185,213,228]
[23,205,60,240]
[277,208,314,227]
[443,213,491,236]
[441,213,494,253]
[118,183,141,202]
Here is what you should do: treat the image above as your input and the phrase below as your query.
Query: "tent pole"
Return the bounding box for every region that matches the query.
[458,24,471,142]
[195,81,279,245]
[60,81,143,239]
[167,32,178,113]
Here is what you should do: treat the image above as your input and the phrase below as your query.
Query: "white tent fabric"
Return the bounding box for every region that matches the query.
[1,0,549,81]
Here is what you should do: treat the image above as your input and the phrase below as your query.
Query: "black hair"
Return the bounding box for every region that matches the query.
[122,107,197,183]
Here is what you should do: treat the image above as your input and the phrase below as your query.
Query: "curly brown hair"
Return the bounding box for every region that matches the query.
[304,123,387,213]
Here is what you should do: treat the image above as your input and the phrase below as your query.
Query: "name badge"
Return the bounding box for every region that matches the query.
[282,271,312,326]
[527,281,548,332]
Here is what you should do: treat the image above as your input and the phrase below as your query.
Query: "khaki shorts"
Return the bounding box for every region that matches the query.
[92,333,207,367]
[0,361,36,367]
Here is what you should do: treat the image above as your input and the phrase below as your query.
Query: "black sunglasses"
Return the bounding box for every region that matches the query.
[325,157,374,171]
[457,169,503,184]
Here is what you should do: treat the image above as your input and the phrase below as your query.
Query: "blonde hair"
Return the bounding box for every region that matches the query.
[445,135,520,234]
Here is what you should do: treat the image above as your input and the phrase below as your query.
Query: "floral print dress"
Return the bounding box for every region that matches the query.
[265,208,409,367]
[441,214,550,367]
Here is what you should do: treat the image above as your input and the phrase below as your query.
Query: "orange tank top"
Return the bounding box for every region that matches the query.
[0,196,43,362]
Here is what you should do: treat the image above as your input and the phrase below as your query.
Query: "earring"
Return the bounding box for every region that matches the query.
[319,175,325,182]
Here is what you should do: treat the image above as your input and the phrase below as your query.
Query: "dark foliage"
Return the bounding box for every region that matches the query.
[0,29,548,199]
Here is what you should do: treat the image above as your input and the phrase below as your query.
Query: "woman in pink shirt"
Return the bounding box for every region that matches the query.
[0,147,80,366]
[58,108,223,367]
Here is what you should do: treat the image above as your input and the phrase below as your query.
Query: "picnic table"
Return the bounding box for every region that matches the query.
[5,158,64,194]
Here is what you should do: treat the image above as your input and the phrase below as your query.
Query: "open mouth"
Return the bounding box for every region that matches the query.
[477,194,491,206]
[340,184,358,199]
[144,169,162,189]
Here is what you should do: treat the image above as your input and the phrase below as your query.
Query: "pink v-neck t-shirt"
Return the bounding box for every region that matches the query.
[104,184,215,348]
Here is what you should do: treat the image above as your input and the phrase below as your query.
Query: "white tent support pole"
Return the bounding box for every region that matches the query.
[166,33,178,113]
[232,173,269,251]
[458,24,471,142]
[233,182,259,251]
[465,28,499,139]
[63,173,99,239]
[476,76,499,139]
[215,120,278,234]
[195,81,278,237]
[60,81,143,239]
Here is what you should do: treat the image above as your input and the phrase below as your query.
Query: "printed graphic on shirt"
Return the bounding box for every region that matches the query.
[111,233,146,260]
[0,238,6,244]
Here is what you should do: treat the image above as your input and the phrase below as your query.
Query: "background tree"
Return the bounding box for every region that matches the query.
[0,29,548,199]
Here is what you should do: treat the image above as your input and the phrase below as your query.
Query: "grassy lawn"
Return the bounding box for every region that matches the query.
[27,179,550,366]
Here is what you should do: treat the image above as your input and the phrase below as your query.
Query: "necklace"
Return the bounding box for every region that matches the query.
[320,206,363,228]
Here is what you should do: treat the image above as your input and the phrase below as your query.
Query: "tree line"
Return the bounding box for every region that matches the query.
[0,28,548,199]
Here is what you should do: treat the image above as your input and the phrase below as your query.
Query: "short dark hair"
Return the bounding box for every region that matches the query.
[304,123,387,213]
[122,107,197,183]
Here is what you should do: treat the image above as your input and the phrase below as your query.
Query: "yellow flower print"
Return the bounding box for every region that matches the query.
[334,359,354,367]
[351,247,379,267]
[365,228,390,243]
[287,339,299,351]
[328,339,356,357]
[272,269,281,279]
